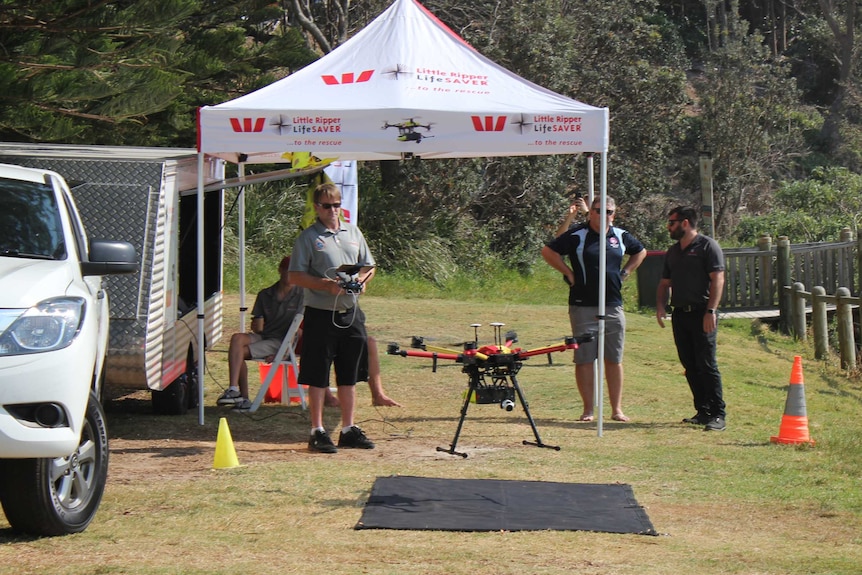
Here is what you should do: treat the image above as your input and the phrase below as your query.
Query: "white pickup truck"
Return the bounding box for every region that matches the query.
[0,163,136,535]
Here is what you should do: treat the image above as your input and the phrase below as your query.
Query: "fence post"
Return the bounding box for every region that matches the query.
[836,287,857,370]
[792,282,807,341]
[858,235,862,297]
[777,236,792,334]
[757,234,773,306]
[812,286,828,360]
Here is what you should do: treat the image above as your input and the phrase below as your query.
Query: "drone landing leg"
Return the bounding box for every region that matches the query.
[511,373,560,451]
[436,372,477,458]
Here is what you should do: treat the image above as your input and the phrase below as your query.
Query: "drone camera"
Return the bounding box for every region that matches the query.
[474,386,515,406]
[387,342,401,355]
[411,336,425,350]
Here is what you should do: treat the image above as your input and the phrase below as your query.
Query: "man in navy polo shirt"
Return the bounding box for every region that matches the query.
[543,196,646,423]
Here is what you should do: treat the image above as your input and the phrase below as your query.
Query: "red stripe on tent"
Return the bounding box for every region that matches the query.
[471,116,484,131]
[252,118,265,132]
[412,0,476,51]
[356,70,374,83]
[321,75,338,85]
[342,72,355,84]
[494,116,507,131]
[229,118,242,132]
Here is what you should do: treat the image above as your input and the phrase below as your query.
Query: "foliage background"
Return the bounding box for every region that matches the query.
[1,0,861,277]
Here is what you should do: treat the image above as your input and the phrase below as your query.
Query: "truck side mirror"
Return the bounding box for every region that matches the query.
[81,239,138,276]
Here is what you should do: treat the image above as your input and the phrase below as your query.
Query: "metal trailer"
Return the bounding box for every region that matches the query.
[0,143,225,415]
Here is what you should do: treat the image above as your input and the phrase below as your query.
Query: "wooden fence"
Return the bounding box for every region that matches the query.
[782,283,859,369]
[721,228,859,312]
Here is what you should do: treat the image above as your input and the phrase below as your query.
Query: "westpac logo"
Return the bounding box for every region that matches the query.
[321,70,374,85]
[230,118,266,133]
[471,115,507,132]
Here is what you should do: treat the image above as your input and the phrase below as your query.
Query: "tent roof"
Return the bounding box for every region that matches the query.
[197,0,608,164]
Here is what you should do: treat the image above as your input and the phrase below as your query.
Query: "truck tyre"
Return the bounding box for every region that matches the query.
[185,347,199,410]
[151,374,188,416]
[0,391,109,536]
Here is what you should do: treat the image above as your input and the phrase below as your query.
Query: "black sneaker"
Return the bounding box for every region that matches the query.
[308,430,337,453]
[704,416,726,431]
[232,398,252,412]
[337,426,375,449]
[682,413,709,425]
[217,388,242,405]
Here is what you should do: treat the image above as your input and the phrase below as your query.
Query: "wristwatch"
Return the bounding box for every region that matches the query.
[706,309,716,314]
[620,269,630,278]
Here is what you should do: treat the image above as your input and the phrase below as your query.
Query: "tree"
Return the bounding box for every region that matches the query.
[736,166,862,242]
[0,0,318,146]
[814,0,860,165]
[688,34,810,237]
[0,0,198,143]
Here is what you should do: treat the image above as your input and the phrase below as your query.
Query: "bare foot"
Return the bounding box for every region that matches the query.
[372,394,402,407]
[324,390,339,408]
[578,413,594,422]
[612,413,630,422]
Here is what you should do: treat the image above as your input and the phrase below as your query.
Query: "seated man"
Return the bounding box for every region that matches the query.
[218,256,400,410]
[217,256,303,411]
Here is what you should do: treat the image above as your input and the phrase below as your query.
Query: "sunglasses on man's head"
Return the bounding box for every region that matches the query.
[316,202,341,210]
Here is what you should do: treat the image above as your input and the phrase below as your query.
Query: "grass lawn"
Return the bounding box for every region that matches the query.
[1,271,860,574]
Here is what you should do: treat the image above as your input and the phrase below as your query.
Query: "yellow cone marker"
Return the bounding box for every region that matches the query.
[214,417,240,469]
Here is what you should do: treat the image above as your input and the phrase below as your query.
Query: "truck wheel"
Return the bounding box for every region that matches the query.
[0,391,109,536]
[185,348,199,410]
[151,374,188,415]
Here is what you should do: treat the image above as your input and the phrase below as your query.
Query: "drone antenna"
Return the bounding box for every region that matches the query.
[490,322,505,347]
[470,323,481,344]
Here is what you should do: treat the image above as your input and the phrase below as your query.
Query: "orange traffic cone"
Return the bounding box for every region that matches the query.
[213,417,241,468]
[770,356,815,445]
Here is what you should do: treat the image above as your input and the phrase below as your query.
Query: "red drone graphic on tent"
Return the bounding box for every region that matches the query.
[388,322,594,458]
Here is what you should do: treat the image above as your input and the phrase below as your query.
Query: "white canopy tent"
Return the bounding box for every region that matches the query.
[195,0,612,433]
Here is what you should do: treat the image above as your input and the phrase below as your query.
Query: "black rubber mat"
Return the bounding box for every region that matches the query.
[356,476,658,534]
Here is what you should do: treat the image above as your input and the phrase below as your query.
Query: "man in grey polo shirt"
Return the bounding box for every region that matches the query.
[217,255,303,411]
[289,182,376,453]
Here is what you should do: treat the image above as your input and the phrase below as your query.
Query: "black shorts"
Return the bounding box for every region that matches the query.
[297,306,367,388]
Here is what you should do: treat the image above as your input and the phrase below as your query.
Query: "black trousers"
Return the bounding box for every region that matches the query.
[671,310,725,418]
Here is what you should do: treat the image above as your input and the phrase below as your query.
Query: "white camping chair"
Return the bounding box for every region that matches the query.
[249,312,305,412]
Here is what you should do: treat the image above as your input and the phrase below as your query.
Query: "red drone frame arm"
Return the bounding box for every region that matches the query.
[516,341,578,359]
[388,347,462,361]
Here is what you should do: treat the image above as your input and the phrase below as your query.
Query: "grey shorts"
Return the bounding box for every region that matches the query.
[247,333,283,360]
[568,305,626,364]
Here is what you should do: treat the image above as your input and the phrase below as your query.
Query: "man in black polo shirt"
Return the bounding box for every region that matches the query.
[656,206,727,431]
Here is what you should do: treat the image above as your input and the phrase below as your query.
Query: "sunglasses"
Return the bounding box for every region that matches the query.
[592,208,615,215]
[317,202,341,210]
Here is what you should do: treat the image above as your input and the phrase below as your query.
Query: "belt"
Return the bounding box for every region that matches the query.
[673,305,705,313]
[334,307,355,315]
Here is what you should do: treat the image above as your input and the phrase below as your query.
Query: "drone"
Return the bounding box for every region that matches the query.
[388,322,594,458]
[382,118,434,143]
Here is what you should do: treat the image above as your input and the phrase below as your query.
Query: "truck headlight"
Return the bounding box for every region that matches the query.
[0,297,86,355]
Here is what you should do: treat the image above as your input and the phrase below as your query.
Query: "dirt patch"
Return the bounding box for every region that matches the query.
[104,389,489,483]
